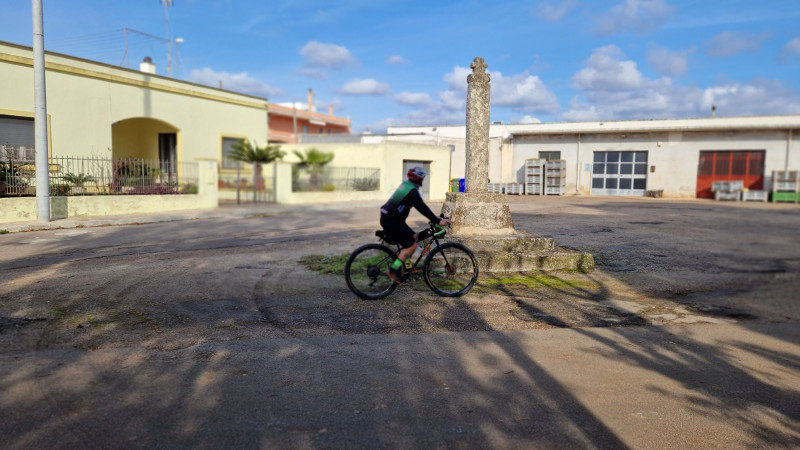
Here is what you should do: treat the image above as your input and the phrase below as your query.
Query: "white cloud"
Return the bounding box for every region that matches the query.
[442,66,473,91]
[594,0,676,36]
[442,66,560,114]
[646,43,690,76]
[535,0,578,22]
[700,79,800,116]
[706,31,770,58]
[339,78,391,95]
[565,45,800,120]
[394,92,432,106]
[300,41,358,68]
[573,45,645,92]
[778,37,800,62]
[386,55,409,64]
[492,71,560,114]
[518,115,542,124]
[406,104,465,127]
[561,97,604,121]
[189,67,282,98]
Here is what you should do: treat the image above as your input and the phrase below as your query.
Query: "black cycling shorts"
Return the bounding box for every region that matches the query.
[380,214,416,248]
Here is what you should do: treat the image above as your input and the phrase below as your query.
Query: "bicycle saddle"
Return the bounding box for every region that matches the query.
[375,230,398,245]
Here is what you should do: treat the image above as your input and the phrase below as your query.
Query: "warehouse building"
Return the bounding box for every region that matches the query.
[388,115,799,199]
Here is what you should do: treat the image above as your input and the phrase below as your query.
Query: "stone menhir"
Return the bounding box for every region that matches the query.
[441,57,593,272]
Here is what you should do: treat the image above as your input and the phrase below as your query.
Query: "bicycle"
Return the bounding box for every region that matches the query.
[344,219,479,300]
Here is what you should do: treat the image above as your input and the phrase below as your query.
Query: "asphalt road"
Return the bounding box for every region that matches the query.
[1,196,799,449]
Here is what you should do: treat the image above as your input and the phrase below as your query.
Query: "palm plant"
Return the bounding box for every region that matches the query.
[293,148,334,191]
[228,140,285,202]
[62,172,96,187]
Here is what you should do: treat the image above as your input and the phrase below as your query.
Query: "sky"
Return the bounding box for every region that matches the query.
[3,0,800,133]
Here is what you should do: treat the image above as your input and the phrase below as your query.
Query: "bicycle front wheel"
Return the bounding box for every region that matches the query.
[344,243,398,300]
[424,242,479,297]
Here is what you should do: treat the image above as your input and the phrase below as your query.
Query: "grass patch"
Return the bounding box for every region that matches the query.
[478,274,592,291]
[0,229,9,234]
[298,253,350,275]
[50,305,67,319]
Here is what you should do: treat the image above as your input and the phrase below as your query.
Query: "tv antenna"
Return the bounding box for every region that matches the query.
[161,0,174,77]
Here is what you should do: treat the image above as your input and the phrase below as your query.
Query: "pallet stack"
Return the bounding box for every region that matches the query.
[711,180,743,201]
[524,158,545,195]
[545,160,567,195]
[504,183,524,195]
[772,170,799,203]
[487,182,504,194]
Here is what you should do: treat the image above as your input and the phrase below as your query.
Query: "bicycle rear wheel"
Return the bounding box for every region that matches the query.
[344,243,399,300]
[423,242,479,297]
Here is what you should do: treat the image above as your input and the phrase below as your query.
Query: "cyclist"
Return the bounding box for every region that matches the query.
[380,166,451,284]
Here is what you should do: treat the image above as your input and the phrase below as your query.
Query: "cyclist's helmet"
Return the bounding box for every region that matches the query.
[407,166,426,186]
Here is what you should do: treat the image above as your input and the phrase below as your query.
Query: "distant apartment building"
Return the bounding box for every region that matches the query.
[268,89,351,143]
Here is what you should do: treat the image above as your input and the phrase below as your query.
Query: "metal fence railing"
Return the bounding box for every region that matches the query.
[292,166,380,192]
[218,162,275,203]
[0,156,198,197]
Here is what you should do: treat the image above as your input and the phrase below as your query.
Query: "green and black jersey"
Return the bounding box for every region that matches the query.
[380,180,439,223]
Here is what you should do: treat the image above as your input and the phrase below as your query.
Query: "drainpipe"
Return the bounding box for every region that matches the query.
[786,129,793,173]
[33,0,50,222]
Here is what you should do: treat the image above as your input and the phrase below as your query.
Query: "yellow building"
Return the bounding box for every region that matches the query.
[0,40,268,166]
[0,41,453,221]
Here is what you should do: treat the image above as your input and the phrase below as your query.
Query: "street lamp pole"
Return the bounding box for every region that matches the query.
[32,0,50,222]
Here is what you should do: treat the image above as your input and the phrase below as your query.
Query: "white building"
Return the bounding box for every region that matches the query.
[388,115,800,199]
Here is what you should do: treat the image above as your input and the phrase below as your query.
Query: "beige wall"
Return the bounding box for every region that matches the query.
[0,160,218,223]
[275,141,452,203]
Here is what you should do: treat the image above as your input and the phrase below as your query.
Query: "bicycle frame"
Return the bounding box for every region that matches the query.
[379,222,448,276]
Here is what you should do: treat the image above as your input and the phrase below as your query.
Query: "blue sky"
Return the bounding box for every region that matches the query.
[3,0,800,133]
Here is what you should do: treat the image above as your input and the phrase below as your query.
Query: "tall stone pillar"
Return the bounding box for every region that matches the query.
[440,57,594,272]
[465,57,490,193]
[441,57,515,236]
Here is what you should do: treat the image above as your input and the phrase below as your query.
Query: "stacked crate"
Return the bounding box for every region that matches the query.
[711,180,743,201]
[524,158,545,195]
[487,182,504,194]
[772,170,800,203]
[741,189,768,202]
[505,183,524,195]
[545,160,567,195]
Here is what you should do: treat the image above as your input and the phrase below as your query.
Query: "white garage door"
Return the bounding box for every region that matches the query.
[591,151,648,196]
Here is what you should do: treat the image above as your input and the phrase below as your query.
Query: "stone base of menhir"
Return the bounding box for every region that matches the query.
[441,192,594,272]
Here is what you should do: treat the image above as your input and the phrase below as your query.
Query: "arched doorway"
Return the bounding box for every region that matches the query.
[111,117,180,182]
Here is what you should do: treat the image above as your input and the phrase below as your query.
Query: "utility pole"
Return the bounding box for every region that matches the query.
[161,0,173,77]
[32,0,50,222]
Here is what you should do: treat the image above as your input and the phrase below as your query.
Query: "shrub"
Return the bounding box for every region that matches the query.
[351,177,379,191]
[62,172,95,187]
[129,185,179,195]
[50,184,71,196]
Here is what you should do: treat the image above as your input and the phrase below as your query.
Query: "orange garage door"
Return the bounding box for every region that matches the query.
[697,150,764,198]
